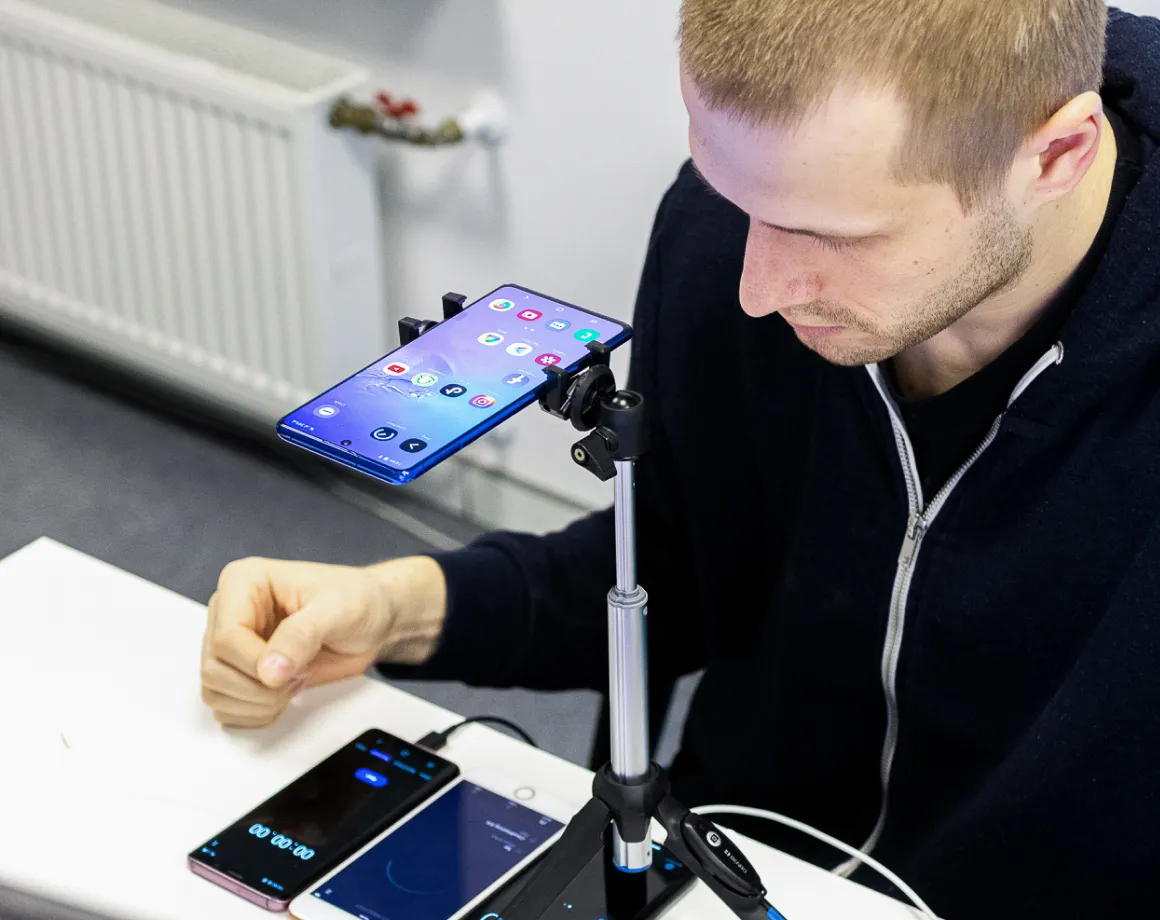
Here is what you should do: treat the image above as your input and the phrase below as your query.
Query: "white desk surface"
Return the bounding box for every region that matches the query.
[0,538,918,920]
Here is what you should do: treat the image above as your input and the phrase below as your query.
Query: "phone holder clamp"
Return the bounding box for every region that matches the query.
[536,342,648,482]
[399,291,466,346]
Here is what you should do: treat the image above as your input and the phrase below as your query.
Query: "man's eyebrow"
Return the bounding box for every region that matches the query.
[689,160,875,243]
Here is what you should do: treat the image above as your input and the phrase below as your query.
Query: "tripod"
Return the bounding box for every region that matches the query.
[403,294,787,920]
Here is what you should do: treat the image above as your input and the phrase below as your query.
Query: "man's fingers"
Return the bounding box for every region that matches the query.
[202,687,295,723]
[212,703,290,729]
[258,596,346,689]
[299,649,380,687]
[206,558,284,679]
[209,622,270,680]
[201,657,290,707]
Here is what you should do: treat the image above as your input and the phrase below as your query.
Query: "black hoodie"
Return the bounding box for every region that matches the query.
[391,9,1160,917]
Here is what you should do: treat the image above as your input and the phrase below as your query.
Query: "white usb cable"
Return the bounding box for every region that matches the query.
[691,804,939,919]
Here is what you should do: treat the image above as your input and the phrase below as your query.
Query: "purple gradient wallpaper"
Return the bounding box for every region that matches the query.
[279,285,630,481]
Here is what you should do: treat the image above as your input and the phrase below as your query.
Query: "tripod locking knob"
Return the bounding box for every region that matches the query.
[571,428,618,481]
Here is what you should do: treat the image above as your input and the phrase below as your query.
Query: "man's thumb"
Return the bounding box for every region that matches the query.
[258,601,334,688]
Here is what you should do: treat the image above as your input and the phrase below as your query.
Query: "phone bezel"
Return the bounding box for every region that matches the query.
[286,769,584,920]
[275,283,633,485]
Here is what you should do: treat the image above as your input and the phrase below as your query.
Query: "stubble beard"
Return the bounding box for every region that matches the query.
[794,201,1036,367]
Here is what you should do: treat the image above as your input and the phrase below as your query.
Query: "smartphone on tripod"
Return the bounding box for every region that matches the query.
[277,284,631,485]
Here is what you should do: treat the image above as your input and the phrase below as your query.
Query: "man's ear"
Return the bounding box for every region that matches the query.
[1018,90,1106,207]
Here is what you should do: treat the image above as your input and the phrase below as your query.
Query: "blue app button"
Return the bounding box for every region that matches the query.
[546,318,571,332]
[355,768,388,788]
[503,372,532,387]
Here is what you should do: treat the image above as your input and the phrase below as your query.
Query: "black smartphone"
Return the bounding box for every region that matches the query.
[188,730,459,910]
[470,832,694,920]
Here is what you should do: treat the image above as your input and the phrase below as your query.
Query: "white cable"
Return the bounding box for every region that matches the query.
[691,804,939,919]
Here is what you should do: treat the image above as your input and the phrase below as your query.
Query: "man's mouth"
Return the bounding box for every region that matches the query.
[783,318,844,337]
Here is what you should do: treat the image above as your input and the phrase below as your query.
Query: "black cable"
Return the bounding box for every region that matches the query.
[418,716,537,751]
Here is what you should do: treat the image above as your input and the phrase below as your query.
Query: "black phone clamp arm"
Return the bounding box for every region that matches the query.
[399,291,467,345]
[402,293,787,920]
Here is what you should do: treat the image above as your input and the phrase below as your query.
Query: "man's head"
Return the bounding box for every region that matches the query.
[679,0,1109,365]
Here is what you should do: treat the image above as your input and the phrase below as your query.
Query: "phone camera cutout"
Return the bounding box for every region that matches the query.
[341,440,352,447]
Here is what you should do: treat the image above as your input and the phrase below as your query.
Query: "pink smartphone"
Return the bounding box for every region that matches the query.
[188,729,458,910]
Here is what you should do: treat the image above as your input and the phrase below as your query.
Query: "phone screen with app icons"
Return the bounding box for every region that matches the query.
[278,285,631,483]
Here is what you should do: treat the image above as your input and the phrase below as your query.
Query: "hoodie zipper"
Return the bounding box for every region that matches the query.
[833,342,1064,877]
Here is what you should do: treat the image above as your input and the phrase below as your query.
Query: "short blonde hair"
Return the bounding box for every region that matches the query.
[679,0,1108,211]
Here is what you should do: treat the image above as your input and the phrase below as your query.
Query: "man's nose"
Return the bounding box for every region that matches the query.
[739,222,824,318]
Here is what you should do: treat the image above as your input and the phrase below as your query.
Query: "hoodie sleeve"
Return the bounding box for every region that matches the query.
[377,175,704,691]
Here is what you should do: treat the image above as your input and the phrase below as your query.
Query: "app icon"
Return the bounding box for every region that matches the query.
[354,768,388,788]
[313,405,339,418]
[574,328,599,342]
[371,427,398,441]
[535,353,562,367]
[503,372,532,387]
[384,362,410,375]
[440,383,467,398]
[478,332,504,346]
[506,342,533,357]
[411,372,439,387]
[401,438,428,453]
[518,309,543,322]
[546,319,572,332]
[489,298,515,311]
[470,395,497,408]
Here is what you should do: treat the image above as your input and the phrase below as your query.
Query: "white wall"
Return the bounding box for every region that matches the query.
[1119,0,1160,16]
[155,0,690,532]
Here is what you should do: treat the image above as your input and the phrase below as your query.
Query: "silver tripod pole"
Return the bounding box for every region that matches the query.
[607,458,653,871]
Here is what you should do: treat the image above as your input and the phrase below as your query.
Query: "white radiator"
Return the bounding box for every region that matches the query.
[0,0,386,421]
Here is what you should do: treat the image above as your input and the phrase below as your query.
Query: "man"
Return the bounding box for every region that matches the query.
[200,2,1160,915]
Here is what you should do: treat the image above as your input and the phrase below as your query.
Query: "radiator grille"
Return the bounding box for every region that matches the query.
[0,0,384,417]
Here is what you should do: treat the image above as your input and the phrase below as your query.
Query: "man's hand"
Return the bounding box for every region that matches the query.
[200,556,447,727]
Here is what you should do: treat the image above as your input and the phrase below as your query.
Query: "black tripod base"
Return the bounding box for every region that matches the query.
[502,763,784,920]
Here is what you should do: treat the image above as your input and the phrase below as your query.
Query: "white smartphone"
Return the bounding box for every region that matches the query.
[287,768,582,920]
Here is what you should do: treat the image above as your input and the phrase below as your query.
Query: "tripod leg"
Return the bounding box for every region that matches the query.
[502,797,612,920]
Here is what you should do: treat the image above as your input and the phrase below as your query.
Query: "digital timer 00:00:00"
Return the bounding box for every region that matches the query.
[248,823,315,860]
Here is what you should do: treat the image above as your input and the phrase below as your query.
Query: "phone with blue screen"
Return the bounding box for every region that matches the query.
[277,284,632,485]
[289,776,576,920]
